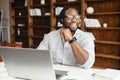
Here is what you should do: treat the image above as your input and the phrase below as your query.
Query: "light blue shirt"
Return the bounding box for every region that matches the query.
[37,29,95,68]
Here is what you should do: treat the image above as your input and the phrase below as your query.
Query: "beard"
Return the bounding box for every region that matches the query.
[63,22,80,34]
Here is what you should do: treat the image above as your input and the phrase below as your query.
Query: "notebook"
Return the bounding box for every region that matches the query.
[0,46,68,80]
[94,68,120,80]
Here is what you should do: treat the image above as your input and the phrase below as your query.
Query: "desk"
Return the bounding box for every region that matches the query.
[0,62,104,80]
[54,64,104,80]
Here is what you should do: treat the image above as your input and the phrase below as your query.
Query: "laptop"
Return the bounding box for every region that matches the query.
[0,46,68,80]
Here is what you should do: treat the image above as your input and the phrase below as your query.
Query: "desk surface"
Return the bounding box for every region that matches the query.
[0,62,104,80]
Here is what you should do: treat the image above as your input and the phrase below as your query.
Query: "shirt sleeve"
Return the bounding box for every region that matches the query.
[78,33,95,68]
[36,34,50,50]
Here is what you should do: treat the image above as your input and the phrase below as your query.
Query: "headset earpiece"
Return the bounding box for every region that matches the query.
[60,18,63,24]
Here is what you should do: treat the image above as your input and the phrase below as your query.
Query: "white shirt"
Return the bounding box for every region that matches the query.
[37,29,95,68]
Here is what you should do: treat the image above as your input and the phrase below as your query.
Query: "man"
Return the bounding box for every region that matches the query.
[37,6,95,68]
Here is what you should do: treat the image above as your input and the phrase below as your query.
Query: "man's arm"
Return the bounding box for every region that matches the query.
[60,28,93,65]
[70,41,89,65]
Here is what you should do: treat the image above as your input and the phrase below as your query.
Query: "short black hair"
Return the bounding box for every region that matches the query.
[59,6,78,24]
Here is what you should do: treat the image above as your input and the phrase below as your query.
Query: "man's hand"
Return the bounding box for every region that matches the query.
[60,28,73,42]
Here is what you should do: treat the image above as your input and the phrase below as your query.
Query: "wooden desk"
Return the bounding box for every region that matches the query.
[0,42,22,62]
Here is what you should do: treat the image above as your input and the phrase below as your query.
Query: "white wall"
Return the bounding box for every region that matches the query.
[0,0,10,42]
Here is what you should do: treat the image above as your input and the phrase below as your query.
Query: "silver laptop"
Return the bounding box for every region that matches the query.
[0,46,67,80]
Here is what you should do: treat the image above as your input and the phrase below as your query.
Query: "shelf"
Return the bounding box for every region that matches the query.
[14,35,28,38]
[30,4,50,8]
[31,15,50,17]
[13,16,28,18]
[13,6,27,9]
[12,26,27,28]
[54,1,81,6]
[85,0,116,2]
[31,26,50,29]
[96,53,120,60]
[95,40,120,45]
[92,66,106,69]
[86,27,120,30]
[86,12,120,16]
[31,36,43,39]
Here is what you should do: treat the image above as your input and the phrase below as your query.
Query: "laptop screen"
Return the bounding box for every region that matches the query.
[0,47,56,80]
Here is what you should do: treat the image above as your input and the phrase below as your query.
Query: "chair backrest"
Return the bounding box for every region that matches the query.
[0,42,22,62]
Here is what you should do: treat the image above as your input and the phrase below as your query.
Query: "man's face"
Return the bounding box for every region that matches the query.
[63,8,81,32]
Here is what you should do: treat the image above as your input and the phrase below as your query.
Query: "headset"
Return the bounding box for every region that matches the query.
[59,6,78,24]
[59,6,81,32]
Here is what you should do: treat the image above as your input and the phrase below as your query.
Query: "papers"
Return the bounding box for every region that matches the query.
[55,7,63,15]
[45,12,50,16]
[61,74,94,80]
[0,62,4,67]
[0,67,8,78]
[24,0,27,6]
[57,22,63,27]
[54,64,99,80]
[0,62,7,78]
[30,8,42,16]
[94,68,120,80]
[84,18,101,28]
